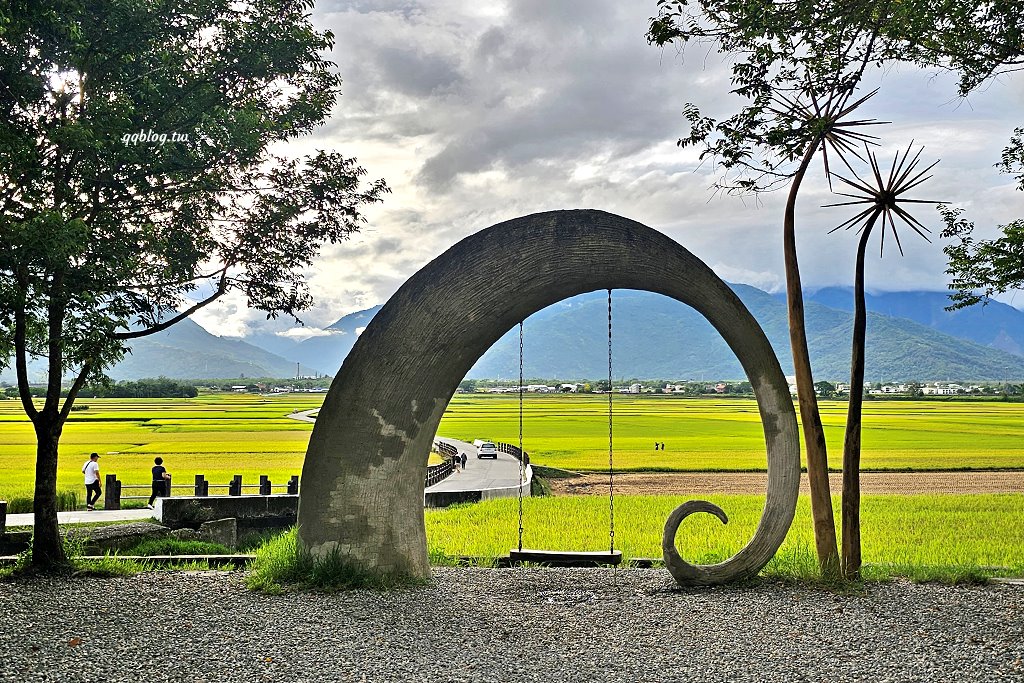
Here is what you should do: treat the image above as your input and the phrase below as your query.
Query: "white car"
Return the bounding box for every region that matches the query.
[476,441,498,459]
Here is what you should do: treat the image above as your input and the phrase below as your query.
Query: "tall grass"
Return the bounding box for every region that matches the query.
[425,493,1024,578]
[247,528,431,593]
[4,490,80,514]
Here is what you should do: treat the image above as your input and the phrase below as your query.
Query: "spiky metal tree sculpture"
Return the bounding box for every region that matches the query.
[826,144,941,578]
[767,86,884,576]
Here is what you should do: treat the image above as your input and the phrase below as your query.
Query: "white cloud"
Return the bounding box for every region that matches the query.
[276,327,344,340]
[194,1,1024,336]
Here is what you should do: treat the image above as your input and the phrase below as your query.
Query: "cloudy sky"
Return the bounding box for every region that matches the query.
[193,0,1024,339]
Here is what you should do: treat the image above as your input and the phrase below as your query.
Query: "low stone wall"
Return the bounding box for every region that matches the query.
[158,494,298,530]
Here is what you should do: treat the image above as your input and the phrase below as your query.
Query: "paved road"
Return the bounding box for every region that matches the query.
[6,508,156,528]
[428,437,527,493]
[286,411,526,494]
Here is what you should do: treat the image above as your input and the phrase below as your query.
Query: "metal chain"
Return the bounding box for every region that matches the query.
[607,289,615,555]
[518,321,525,552]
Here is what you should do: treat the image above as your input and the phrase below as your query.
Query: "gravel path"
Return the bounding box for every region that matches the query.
[552,471,1024,496]
[1,568,1021,682]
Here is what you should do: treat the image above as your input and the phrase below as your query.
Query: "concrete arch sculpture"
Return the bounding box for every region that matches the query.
[297,209,800,585]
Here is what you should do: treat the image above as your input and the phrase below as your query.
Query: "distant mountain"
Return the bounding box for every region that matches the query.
[1,318,318,383]
[281,305,383,375]
[287,287,1024,382]
[18,286,1012,385]
[803,288,1024,357]
[464,286,1024,381]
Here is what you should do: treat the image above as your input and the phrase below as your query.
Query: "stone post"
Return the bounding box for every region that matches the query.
[229,475,242,496]
[104,474,121,510]
[0,500,7,536]
[287,476,299,495]
[194,474,209,497]
[259,475,271,495]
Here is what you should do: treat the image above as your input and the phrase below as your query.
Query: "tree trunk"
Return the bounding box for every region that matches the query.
[784,145,840,578]
[841,224,874,580]
[31,415,67,568]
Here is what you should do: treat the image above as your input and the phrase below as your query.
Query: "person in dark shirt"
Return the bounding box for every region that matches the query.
[147,457,171,509]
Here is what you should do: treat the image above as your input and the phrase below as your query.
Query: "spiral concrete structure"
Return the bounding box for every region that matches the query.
[297,209,800,585]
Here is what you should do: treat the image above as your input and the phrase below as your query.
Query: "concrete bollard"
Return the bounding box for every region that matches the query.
[259,475,271,495]
[194,474,209,497]
[164,474,172,497]
[104,474,121,510]
[229,475,242,496]
[0,500,7,536]
[287,475,299,495]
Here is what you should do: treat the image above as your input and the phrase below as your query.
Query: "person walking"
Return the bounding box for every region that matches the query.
[460,452,468,470]
[147,457,171,509]
[82,452,101,511]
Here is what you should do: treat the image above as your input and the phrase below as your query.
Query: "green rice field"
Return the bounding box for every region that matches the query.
[426,493,1024,575]
[2,393,1024,502]
[439,394,1024,472]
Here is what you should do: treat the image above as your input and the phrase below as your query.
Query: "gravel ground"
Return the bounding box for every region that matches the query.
[551,471,1024,496]
[1,568,1021,683]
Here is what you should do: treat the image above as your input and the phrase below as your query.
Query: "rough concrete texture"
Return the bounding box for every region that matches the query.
[159,495,297,529]
[199,518,237,549]
[69,522,169,554]
[298,209,800,584]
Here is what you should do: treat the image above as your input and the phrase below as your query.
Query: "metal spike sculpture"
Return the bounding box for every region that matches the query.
[825,141,941,254]
[768,85,886,187]
[822,142,942,578]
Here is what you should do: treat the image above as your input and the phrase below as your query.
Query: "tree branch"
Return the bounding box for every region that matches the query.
[113,269,229,340]
[43,273,67,416]
[59,361,93,421]
[13,287,39,421]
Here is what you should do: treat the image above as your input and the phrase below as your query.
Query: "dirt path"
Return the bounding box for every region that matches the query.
[549,471,1024,496]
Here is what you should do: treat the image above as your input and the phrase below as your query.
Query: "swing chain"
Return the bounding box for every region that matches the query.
[517,321,525,553]
[607,289,615,554]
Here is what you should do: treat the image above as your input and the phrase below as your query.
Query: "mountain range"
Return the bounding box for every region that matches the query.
[4,286,1024,383]
[463,286,1024,381]
[0,318,318,384]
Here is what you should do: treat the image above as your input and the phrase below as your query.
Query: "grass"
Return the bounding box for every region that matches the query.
[121,538,232,556]
[246,527,431,593]
[424,493,1024,579]
[440,394,1024,472]
[4,490,80,514]
[3,393,1024,503]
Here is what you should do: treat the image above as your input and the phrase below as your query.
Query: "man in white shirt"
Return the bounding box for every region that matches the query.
[82,452,101,511]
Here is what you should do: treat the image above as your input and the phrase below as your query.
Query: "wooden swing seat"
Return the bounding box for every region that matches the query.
[508,548,623,567]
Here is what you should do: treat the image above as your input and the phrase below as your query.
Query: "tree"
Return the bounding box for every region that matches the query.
[0,0,388,569]
[814,381,836,399]
[649,0,1022,579]
[943,129,1024,308]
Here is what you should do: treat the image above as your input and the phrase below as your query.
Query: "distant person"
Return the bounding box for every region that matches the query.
[654,442,658,450]
[82,452,101,511]
[460,452,468,469]
[147,457,171,509]
[660,442,666,451]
